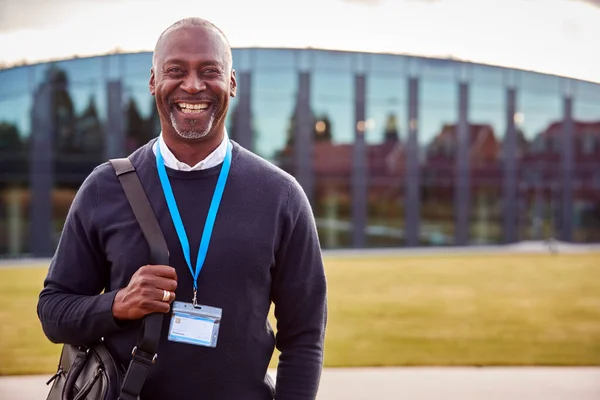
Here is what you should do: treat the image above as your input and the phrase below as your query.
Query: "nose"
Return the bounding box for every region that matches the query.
[180,73,206,94]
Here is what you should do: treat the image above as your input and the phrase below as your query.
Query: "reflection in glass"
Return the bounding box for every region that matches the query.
[0,66,32,257]
[252,70,296,163]
[125,97,156,153]
[516,77,562,241]
[572,81,600,242]
[0,119,28,256]
[3,51,600,257]
[0,188,28,256]
[312,71,353,248]
[225,94,240,143]
[365,73,406,247]
[420,78,457,245]
[124,86,156,152]
[122,53,157,152]
[35,63,107,250]
[469,75,505,244]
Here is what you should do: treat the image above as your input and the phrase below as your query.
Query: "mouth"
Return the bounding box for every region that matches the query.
[174,101,213,115]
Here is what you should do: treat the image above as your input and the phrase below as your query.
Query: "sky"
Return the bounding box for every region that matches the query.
[1,0,600,83]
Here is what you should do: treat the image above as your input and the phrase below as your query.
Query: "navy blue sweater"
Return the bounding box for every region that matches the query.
[38,140,327,399]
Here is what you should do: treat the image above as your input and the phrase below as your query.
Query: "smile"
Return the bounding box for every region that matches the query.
[175,102,211,114]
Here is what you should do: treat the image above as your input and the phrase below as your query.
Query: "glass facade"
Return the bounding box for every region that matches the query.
[365,55,407,247]
[0,49,599,257]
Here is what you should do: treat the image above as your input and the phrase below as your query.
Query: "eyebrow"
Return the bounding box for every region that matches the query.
[162,58,224,69]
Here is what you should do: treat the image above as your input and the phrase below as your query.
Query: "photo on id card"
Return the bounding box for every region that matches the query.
[168,301,222,348]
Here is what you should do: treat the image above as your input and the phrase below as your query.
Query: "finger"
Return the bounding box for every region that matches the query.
[168,290,176,303]
[153,276,178,292]
[135,297,171,317]
[140,265,178,280]
[147,300,171,314]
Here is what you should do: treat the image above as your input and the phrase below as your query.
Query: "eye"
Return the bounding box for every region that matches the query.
[167,67,185,77]
[203,68,220,76]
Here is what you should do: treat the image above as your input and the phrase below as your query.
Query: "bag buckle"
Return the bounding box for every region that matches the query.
[131,346,158,364]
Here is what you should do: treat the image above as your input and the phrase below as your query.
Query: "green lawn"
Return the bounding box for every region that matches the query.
[1,253,599,376]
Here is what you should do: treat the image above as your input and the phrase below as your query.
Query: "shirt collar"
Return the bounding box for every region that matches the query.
[153,131,229,171]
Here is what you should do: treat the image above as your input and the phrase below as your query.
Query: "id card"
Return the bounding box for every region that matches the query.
[168,301,222,348]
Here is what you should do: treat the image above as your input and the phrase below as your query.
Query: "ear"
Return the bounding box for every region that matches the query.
[149,68,156,96]
[230,69,237,98]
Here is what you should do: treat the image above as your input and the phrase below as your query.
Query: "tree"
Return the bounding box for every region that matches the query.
[0,122,22,151]
[384,113,400,142]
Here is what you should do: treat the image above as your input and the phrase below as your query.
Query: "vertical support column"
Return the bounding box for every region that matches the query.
[294,72,315,205]
[455,82,470,245]
[405,77,420,246]
[561,95,574,242]
[236,71,253,152]
[7,188,22,256]
[29,79,55,257]
[105,80,125,159]
[503,87,518,243]
[352,74,367,248]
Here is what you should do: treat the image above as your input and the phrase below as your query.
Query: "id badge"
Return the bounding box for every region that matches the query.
[168,301,222,348]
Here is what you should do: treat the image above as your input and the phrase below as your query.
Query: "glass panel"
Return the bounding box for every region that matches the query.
[420,77,457,245]
[365,72,407,247]
[123,87,157,153]
[231,49,252,72]
[122,53,153,80]
[35,59,107,250]
[313,50,353,71]
[253,49,296,69]
[252,69,297,164]
[104,54,123,81]
[419,58,458,81]
[572,80,600,242]
[367,54,407,74]
[0,66,31,256]
[469,69,506,244]
[225,86,239,143]
[312,71,353,248]
[226,53,244,143]
[518,71,561,93]
[471,65,505,86]
[516,72,563,241]
[122,53,157,153]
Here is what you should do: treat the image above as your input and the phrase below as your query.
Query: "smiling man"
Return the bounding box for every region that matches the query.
[38,18,327,400]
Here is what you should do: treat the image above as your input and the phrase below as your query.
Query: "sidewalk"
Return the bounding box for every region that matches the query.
[2,367,599,400]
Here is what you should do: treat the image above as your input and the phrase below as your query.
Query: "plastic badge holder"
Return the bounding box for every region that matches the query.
[168,301,222,348]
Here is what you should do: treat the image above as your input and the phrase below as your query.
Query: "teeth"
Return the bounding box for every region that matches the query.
[178,102,209,110]
[180,108,204,114]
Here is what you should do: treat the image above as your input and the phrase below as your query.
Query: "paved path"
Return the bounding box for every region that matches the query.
[1,367,599,399]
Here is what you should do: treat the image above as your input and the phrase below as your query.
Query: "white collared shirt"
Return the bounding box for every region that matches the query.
[152,131,229,171]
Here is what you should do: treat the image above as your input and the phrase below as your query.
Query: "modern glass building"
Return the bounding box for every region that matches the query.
[1,49,599,257]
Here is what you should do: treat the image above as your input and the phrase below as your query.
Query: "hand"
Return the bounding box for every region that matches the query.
[112,265,178,321]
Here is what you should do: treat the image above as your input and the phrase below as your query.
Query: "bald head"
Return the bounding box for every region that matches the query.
[153,18,232,69]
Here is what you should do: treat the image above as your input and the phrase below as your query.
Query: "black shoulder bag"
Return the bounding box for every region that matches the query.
[46,158,167,400]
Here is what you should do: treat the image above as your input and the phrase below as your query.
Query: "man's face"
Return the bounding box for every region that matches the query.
[150,25,236,142]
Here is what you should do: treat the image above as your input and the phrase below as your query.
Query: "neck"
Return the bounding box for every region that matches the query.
[162,130,224,167]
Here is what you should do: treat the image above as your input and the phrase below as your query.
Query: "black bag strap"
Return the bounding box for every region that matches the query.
[109,157,169,400]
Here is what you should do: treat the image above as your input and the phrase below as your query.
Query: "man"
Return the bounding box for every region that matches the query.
[38,17,327,399]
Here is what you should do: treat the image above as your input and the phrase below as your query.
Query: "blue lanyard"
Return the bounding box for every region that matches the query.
[156,139,232,304]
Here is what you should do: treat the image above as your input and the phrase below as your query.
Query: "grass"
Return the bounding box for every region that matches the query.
[1,253,599,376]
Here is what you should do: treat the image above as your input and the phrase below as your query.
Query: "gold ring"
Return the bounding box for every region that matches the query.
[162,290,170,302]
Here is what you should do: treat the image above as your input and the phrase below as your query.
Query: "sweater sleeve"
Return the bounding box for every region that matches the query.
[272,179,327,400]
[37,170,123,346]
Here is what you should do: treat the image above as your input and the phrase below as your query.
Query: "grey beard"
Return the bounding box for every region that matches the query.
[169,111,215,140]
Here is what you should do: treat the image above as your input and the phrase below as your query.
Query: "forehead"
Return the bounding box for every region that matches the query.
[156,25,230,66]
